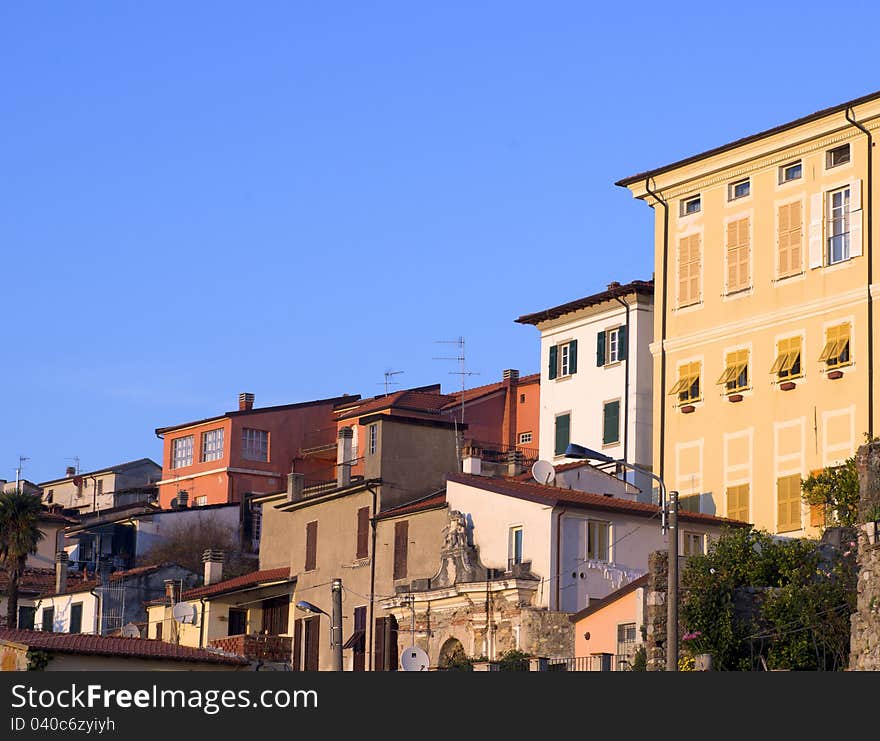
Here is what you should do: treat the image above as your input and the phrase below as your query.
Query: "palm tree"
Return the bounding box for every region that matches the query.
[0,489,45,629]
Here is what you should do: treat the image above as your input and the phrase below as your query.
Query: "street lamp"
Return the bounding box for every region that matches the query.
[295,577,344,671]
[563,442,679,672]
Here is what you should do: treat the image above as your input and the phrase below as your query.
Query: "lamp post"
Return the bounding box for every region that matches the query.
[295,578,344,672]
[564,443,679,672]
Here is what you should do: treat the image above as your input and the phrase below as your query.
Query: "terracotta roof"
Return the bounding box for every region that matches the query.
[155,394,358,436]
[376,493,447,520]
[337,389,453,420]
[615,89,880,187]
[39,510,80,524]
[515,279,654,325]
[439,373,540,410]
[0,628,248,666]
[38,458,161,487]
[446,473,748,527]
[569,574,650,623]
[0,568,94,596]
[146,567,293,606]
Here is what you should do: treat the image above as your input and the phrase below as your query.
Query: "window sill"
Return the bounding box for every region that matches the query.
[602,361,623,369]
[723,287,753,301]
[826,369,845,380]
[823,257,857,273]
[675,301,704,314]
[774,271,805,285]
[726,393,744,403]
[680,404,696,414]
[778,380,797,391]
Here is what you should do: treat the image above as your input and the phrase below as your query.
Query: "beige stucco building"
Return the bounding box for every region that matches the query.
[619,91,880,536]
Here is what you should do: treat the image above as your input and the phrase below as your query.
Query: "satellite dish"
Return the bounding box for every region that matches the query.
[531,459,556,485]
[172,602,196,625]
[121,623,140,638]
[400,646,429,672]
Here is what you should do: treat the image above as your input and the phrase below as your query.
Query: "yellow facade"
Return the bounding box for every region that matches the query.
[620,93,880,536]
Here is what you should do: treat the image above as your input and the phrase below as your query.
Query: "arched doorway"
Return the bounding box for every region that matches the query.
[438,637,468,670]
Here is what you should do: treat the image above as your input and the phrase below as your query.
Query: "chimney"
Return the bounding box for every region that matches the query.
[462,445,482,476]
[502,369,520,450]
[337,427,353,488]
[239,392,255,411]
[502,369,519,383]
[202,549,225,587]
[65,466,76,477]
[287,472,304,503]
[55,551,69,595]
[607,281,621,290]
[164,579,179,605]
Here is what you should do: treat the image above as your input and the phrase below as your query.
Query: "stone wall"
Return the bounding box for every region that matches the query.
[849,442,880,671]
[645,550,668,671]
[519,607,573,659]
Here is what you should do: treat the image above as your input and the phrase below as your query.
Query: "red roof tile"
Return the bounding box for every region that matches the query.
[0,629,248,666]
[0,568,96,596]
[446,473,748,527]
[515,279,654,325]
[376,493,447,520]
[337,389,454,420]
[145,567,293,606]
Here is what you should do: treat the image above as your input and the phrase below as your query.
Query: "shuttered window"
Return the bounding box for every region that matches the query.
[716,349,749,393]
[555,413,571,456]
[602,400,620,445]
[597,327,626,366]
[305,521,318,571]
[69,603,83,634]
[374,615,399,671]
[818,323,851,368]
[726,217,750,293]
[292,619,303,671]
[669,361,701,403]
[261,596,289,636]
[777,474,803,533]
[771,337,802,380]
[726,484,750,522]
[551,340,577,379]
[777,201,803,278]
[351,606,367,672]
[304,616,320,671]
[356,506,370,559]
[678,234,701,307]
[393,520,409,580]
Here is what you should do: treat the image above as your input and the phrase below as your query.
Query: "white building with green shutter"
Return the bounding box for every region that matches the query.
[515,279,655,502]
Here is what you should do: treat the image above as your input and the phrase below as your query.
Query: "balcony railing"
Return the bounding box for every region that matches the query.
[209,634,292,663]
[546,654,629,672]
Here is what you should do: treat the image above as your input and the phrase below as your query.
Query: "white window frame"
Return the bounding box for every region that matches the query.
[826,143,851,169]
[826,186,851,265]
[508,526,524,568]
[200,428,225,463]
[194,495,208,507]
[680,194,701,217]
[518,431,533,445]
[728,178,750,201]
[241,428,269,462]
[559,343,571,377]
[587,520,610,562]
[683,531,705,556]
[172,435,194,469]
[606,327,621,364]
[779,160,803,184]
[368,424,378,456]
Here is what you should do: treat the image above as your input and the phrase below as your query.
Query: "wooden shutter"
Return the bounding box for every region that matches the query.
[678,234,701,305]
[603,401,620,445]
[569,339,577,374]
[850,179,863,258]
[808,194,823,269]
[555,413,570,456]
[374,617,386,671]
[777,475,802,532]
[726,217,750,292]
[292,618,303,671]
[596,331,606,366]
[352,606,367,672]
[305,617,320,671]
[548,345,558,380]
[387,614,398,671]
[305,520,318,571]
[356,506,370,559]
[155,621,163,641]
[617,325,627,361]
[393,521,408,580]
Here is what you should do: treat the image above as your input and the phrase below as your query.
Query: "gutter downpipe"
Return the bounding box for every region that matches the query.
[644,178,669,486]
[554,507,567,611]
[89,588,100,635]
[198,597,207,648]
[366,484,379,671]
[845,106,874,440]
[613,294,631,482]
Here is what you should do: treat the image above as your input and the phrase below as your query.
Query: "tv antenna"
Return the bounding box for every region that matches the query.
[65,456,81,474]
[15,456,30,493]
[433,337,479,425]
[378,369,404,395]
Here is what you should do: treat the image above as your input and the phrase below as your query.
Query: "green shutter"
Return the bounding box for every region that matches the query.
[549,345,558,380]
[596,332,606,367]
[617,325,627,361]
[555,414,570,456]
[603,401,620,445]
[569,340,577,374]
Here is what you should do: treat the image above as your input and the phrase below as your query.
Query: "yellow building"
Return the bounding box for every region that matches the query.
[618,91,879,536]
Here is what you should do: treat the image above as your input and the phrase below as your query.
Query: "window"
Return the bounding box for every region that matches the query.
[677,234,702,306]
[155,621,163,640]
[171,435,193,469]
[293,616,320,671]
[393,520,409,580]
[726,484,750,522]
[777,201,803,277]
[669,361,701,404]
[260,596,289,636]
[555,413,571,456]
[826,143,851,169]
[519,393,526,404]
[819,323,851,369]
[827,186,851,264]
[194,495,208,507]
[716,349,749,394]
[350,606,367,672]
[42,607,55,632]
[518,431,532,445]
[679,494,701,513]
[617,623,638,668]
[508,526,523,569]
[779,160,802,183]
[18,606,35,631]
[729,178,750,200]
[726,217,750,293]
[69,602,83,634]
[682,532,705,556]
[96,480,103,498]
[777,474,803,532]
[241,428,268,462]
[356,506,370,559]
[368,424,378,456]
[305,521,318,571]
[587,521,610,562]
[602,400,620,445]
[680,194,701,216]
[46,489,54,504]
[771,337,802,380]
[228,608,247,636]
[596,326,626,366]
[201,428,225,462]
[549,340,578,379]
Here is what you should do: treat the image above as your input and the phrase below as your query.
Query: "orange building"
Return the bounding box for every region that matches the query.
[154,391,357,509]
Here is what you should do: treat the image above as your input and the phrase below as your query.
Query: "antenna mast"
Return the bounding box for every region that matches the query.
[15,456,30,494]
[433,336,479,425]
[379,369,404,395]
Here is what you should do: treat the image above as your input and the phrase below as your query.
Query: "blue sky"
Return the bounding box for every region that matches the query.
[3,2,880,484]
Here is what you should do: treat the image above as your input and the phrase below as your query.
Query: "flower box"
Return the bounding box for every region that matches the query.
[827,370,844,380]
[727,394,743,403]
[680,405,696,414]
[779,381,796,391]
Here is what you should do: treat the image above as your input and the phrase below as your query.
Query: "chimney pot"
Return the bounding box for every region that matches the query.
[176,491,188,509]
[337,427,353,488]
[502,369,519,382]
[65,466,76,477]
[239,392,255,411]
[164,579,180,605]
[55,552,69,596]
[607,281,621,290]
[202,549,225,586]
[287,473,305,503]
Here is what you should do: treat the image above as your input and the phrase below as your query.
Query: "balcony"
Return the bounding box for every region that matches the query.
[209,634,292,663]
